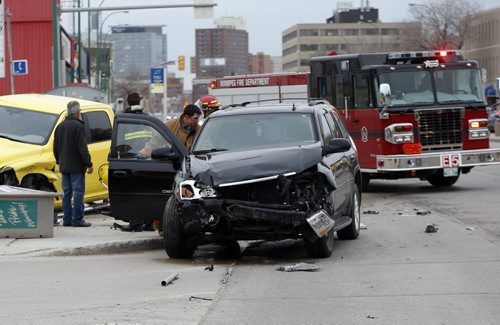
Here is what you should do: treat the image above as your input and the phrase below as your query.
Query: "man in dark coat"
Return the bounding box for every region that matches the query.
[53,101,93,227]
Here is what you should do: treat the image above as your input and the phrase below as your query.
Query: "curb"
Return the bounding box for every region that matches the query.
[17,237,164,257]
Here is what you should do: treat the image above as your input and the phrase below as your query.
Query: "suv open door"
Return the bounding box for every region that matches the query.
[108,114,188,223]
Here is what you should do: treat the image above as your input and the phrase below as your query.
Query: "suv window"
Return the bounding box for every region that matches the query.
[114,122,171,159]
[82,111,112,143]
[319,114,333,144]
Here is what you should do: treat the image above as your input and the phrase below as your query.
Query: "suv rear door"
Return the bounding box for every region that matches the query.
[109,114,188,223]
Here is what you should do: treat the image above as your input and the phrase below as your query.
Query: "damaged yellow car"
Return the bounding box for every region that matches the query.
[0,94,113,210]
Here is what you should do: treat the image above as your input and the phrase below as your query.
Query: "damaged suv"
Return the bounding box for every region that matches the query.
[108,100,361,258]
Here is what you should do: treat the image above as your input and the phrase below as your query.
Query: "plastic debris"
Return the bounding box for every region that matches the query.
[277,262,319,272]
[360,223,367,230]
[425,224,438,233]
[204,265,214,271]
[415,208,431,215]
[189,296,213,301]
[363,210,379,214]
[466,226,477,231]
[161,272,179,286]
[366,315,378,319]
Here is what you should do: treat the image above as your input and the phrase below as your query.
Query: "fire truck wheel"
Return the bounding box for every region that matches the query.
[304,225,335,258]
[427,170,460,187]
[337,185,361,240]
[163,196,197,258]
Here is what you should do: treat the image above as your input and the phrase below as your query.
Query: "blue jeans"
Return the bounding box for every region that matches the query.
[61,173,86,225]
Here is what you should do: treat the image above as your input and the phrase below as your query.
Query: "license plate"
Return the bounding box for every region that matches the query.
[443,167,458,177]
[307,210,335,238]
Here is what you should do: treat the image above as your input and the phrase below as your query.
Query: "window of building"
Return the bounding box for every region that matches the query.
[300,59,310,66]
[282,31,297,43]
[300,44,319,51]
[340,29,359,36]
[283,46,298,56]
[300,29,319,37]
[321,29,338,36]
[283,61,299,70]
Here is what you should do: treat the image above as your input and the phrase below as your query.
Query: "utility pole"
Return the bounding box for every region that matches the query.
[6,7,14,94]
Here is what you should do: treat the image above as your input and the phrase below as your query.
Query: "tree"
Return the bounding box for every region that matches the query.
[408,0,482,50]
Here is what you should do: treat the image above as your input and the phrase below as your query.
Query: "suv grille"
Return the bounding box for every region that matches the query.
[415,108,464,151]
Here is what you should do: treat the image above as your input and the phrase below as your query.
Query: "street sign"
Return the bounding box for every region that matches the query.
[13,60,28,75]
[150,67,165,94]
[151,67,164,84]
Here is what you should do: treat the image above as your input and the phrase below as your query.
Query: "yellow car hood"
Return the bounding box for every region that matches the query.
[0,138,43,169]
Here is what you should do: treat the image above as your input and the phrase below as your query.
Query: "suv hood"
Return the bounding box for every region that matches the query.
[0,139,42,167]
[188,143,322,186]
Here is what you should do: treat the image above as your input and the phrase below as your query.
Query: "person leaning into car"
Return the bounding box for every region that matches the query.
[53,101,93,227]
[139,103,202,156]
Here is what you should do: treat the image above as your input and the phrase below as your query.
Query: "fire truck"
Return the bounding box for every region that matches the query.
[208,50,500,188]
[209,72,308,104]
[309,50,500,188]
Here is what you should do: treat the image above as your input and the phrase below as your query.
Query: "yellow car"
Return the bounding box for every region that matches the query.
[0,94,113,210]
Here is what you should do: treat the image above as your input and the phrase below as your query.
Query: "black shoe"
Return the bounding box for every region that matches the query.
[120,224,142,232]
[73,221,92,227]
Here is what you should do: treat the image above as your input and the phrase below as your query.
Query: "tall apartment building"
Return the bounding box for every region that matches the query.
[282,4,417,73]
[195,28,249,78]
[463,6,500,88]
[109,25,167,80]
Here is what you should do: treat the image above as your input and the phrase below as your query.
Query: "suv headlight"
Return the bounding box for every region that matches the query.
[179,180,218,200]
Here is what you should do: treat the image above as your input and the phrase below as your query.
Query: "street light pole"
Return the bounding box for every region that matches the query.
[158,60,176,121]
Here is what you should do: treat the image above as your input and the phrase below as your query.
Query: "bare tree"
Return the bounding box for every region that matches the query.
[408,0,482,50]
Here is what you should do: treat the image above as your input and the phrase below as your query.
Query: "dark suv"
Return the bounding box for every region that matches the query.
[109,100,361,258]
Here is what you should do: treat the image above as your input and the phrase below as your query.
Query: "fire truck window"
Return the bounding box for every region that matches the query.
[335,75,344,108]
[317,76,333,104]
[319,115,333,145]
[353,75,370,108]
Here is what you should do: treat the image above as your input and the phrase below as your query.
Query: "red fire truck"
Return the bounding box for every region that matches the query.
[209,50,500,188]
[308,50,500,188]
[209,72,308,104]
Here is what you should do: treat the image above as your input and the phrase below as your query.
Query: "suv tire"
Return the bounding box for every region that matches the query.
[304,225,334,258]
[163,196,197,258]
[337,184,361,240]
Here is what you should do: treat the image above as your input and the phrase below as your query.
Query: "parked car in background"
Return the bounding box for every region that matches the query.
[0,94,114,211]
[109,99,362,258]
[487,102,500,132]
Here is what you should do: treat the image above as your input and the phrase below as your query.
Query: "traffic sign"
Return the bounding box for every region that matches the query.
[150,67,164,84]
[13,60,28,75]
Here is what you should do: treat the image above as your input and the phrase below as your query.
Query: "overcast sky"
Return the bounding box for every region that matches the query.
[62,0,500,86]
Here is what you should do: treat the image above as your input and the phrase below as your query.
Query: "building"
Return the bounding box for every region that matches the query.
[463,7,500,89]
[0,0,77,94]
[109,25,167,80]
[281,3,417,73]
[249,52,273,74]
[195,28,249,78]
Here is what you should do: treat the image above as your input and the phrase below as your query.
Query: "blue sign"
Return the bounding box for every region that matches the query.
[13,60,28,75]
[150,68,164,84]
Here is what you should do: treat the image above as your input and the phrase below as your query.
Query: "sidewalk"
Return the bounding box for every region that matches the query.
[0,213,163,258]
[491,133,500,143]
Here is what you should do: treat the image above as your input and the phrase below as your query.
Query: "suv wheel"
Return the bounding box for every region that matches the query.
[337,184,361,240]
[163,196,197,258]
[304,225,334,258]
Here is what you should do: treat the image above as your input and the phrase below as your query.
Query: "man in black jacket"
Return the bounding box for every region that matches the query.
[53,101,93,227]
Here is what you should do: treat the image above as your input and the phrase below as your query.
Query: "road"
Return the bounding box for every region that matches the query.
[1,163,499,324]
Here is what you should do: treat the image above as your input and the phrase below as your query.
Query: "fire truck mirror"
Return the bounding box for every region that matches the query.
[379,83,392,107]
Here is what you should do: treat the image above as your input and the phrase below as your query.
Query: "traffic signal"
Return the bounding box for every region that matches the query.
[178,55,185,71]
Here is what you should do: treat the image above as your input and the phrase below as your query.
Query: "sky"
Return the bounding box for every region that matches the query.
[61,0,500,88]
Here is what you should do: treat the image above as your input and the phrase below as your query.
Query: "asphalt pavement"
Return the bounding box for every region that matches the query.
[1,132,498,259]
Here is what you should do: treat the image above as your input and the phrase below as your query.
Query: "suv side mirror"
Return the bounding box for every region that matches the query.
[151,148,180,161]
[323,138,351,155]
